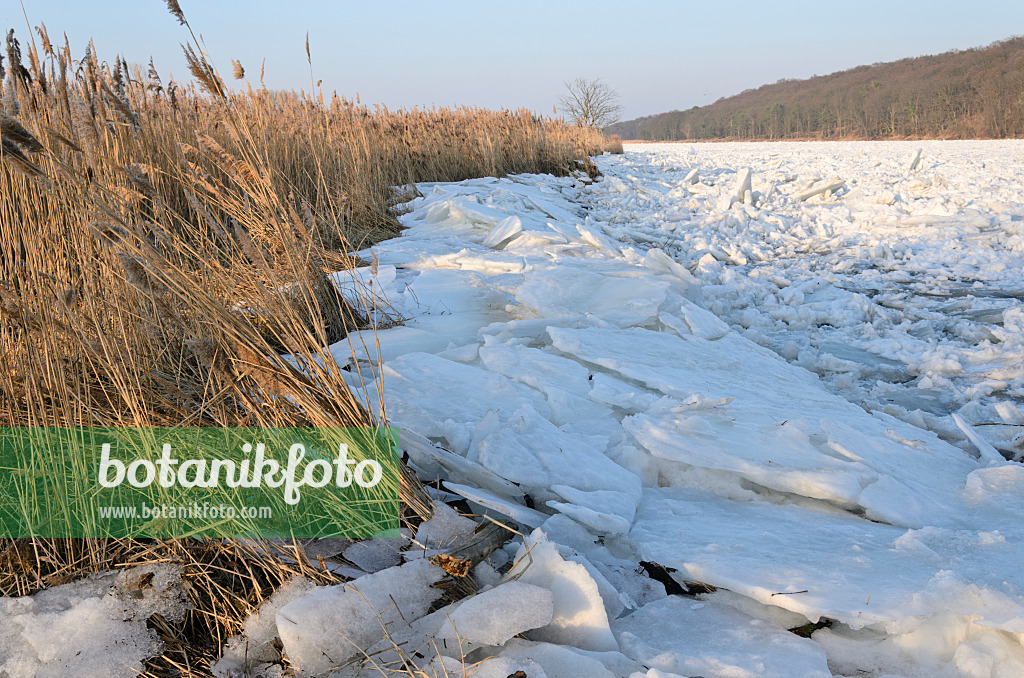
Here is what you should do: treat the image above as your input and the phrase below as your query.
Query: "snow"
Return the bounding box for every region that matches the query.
[0,564,187,678]
[9,140,1024,677]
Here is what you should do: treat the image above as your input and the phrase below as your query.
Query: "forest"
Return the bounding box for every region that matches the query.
[609,36,1024,140]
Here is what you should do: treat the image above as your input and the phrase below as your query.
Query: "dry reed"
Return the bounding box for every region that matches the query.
[0,15,602,675]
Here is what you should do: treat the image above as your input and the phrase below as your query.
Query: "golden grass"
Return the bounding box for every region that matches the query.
[0,14,603,675]
[604,133,625,154]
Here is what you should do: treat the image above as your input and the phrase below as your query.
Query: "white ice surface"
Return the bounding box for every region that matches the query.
[347,145,1024,677]
[613,595,831,678]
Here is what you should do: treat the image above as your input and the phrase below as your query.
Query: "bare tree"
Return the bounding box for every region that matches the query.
[558,77,623,129]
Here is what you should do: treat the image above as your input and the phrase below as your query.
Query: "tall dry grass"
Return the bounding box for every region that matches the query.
[0,14,603,676]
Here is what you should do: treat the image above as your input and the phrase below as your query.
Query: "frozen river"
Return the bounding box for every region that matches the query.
[605,141,1024,461]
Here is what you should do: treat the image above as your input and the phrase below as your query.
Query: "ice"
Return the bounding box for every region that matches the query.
[470,656,548,678]
[394,268,512,343]
[576,219,623,256]
[332,326,449,365]
[436,581,553,646]
[588,372,660,412]
[794,179,845,202]
[719,167,753,209]
[373,352,549,438]
[338,141,1024,678]
[413,500,477,550]
[514,265,668,327]
[551,325,981,528]
[909,147,923,171]
[442,481,548,528]
[642,247,702,295]
[0,565,186,678]
[476,404,642,498]
[629,487,1024,631]
[952,412,1006,463]
[496,639,620,678]
[482,214,524,248]
[613,596,831,678]
[678,298,731,339]
[275,559,443,674]
[479,342,592,398]
[546,485,636,536]
[342,536,408,572]
[213,576,318,677]
[505,530,618,652]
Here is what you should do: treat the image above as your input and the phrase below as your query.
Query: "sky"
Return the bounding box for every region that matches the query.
[4,1,1024,121]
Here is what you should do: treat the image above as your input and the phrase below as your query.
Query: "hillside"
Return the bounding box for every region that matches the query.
[609,37,1024,140]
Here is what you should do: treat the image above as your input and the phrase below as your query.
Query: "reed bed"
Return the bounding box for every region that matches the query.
[0,12,604,675]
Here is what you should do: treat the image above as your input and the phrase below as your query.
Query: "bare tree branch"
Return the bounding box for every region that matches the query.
[558,77,622,129]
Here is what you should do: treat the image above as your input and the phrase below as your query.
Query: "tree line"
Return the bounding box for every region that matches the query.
[609,37,1024,141]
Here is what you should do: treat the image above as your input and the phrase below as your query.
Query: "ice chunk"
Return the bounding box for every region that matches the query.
[679,298,730,339]
[479,342,592,398]
[472,656,548,678]
[342,536,409,573]
[629,487,1024,631]
[613,596,831,678]
[443,481,548,528]
[498,639,617,678]
[397,268,512,343]
[477,404,642,498]
[952,413,1005,463]
[275,559,443,674]
[505,530,619,652]
[547,485,636,536]
[437,581,553,646]
[375,353,549,437]
[586,373,655,411]
[414,500,477,550]
[213,576,318,677]
[576,220,622,256]
[643,247,701,289]
[331,326,449,365]
[515,266,669,327]
[909,147,923,171]
[552,326,979,528]
[482,215,524,248]
[794,179,845,202]
[401,426,523,498]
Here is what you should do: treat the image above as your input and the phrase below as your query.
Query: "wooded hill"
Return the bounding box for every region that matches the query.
[609,37,1024,141]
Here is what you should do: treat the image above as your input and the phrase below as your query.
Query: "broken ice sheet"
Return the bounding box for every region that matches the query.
[629,487,1024,633]
[613,595,831,678]
[371,352,549,438]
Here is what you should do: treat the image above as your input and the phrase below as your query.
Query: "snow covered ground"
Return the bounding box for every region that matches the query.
[5,141,1024,677]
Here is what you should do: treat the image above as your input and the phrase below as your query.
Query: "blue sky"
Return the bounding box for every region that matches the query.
[5,1,1023,120]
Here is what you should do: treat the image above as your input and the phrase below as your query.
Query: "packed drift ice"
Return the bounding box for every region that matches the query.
[330,141,1023,677]
[5,141,1024,678]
